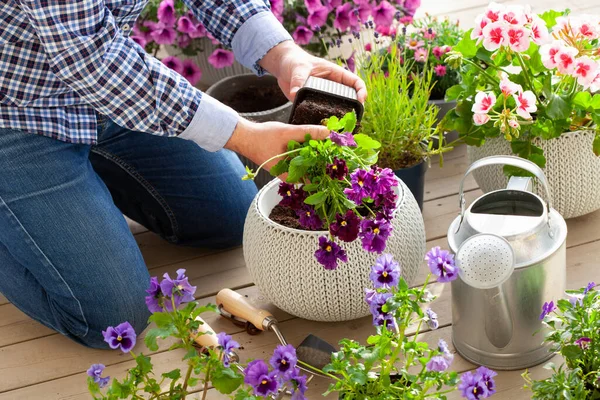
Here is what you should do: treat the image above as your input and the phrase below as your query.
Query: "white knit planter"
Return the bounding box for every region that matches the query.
[243,178,426,322]
[468,130,600,219]
[165,39,251,88]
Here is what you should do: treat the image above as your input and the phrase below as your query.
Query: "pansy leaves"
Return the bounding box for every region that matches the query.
[269,158,289,176]
[328,111,358,132]
[354,133,380,150]
[304,191,328,206]
[212,365,244,394]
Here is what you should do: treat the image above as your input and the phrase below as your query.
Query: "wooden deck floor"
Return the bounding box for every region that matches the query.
[2,1,600,399]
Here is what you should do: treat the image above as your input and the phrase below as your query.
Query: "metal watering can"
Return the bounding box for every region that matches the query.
[447,156,567,370]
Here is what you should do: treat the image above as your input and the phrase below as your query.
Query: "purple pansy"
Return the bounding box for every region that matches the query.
[569,294,584,307]
[157,0,176,25]
[329,131,357,147]
[373,312,395,330]
[292,26,314,45]
[576,337,592,349]
[289,369,308,400]
[208,49,235,69]
[540,301,556,320]
[270,344,298,378]
[367,166,397,196]
[145,276,163,313]
[160,268,197,311]
[438,338,453,359]
[458,370,490,400]
[162,56,184,74]
[425,308,439,330]
[366,291,393,317]
[278,182,306,210]
[244,360,280,397]
[217,332,240,367]
[102,322,137,353]
[369,253,401,289]
[344,169,371,204]
[476,366,497,397]
[308,6,329,28]
[326,157,348,180]
[314,236,348,270]
[296,205,323,230]
[334,3,359,31]
[585,282,596,294]
[359,217,393,253]
[426,356,451,372]
[374,192,398,220]
[329,210,361,242]
[87,364,110,388]
[372,0,395,27]
[425,247,458,283]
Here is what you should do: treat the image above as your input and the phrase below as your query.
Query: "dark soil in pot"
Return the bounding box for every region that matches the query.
[269,205,316,230]
[220,85,288,113]
[291,92,358,129]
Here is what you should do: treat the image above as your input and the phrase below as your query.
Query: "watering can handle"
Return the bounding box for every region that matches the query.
[459,155,553,217]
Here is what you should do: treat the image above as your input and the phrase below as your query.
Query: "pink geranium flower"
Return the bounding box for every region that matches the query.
[513,90,537,119]
[500,6,526,26]
[484,2,502,22]
[414,48,428,62]
[540,40,565,69]
[499,74,522,97]
[157,0,176,26]
[473,113,491,126]
[555,47,579,74]
[579,18,600,40]
[181,60,202,86]
[505,26,530,52]
[482,22,506,51]
[334,3,359,31]
[208,49,235,69]
[472,92,497,114]
[307,6,329,28]
[406,37,424,50]
[471,15,490,42]
[531,16,550,45]
[372,1,395,28]
[162,56,184,74]
[508,119,519,129]
[434,65,447,77]
[573,56,599,88]
[292,26,314,45]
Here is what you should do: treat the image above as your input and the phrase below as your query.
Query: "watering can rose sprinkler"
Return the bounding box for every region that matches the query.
[448,156,568,370]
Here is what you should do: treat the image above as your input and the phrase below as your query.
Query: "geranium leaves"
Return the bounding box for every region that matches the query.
[454,29,478,58]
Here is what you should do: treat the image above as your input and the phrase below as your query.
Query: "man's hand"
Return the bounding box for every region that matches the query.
[225,117,329,170]
[259,41,367,103]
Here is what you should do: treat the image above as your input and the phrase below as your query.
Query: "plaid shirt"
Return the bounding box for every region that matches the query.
[0,0,291,150]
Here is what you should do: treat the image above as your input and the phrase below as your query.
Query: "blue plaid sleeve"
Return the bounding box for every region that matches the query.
[17,0,236,145]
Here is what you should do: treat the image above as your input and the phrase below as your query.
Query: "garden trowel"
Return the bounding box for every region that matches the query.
[216,288,337,377]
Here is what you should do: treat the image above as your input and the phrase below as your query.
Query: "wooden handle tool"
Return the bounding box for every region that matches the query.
[192,317,219,348]
[216,288,275,332]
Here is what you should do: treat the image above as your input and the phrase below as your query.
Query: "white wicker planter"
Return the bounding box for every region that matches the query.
[468,130,600,219]
[165,39,251,88]
[243,178,426,322]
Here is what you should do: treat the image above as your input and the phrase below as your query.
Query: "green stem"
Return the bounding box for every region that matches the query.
[515,53,542,105]
[251,148,302,178]
[201,366,211,400]
[296,360,342,381]
[181,363,194,399]
[462,58,499,86]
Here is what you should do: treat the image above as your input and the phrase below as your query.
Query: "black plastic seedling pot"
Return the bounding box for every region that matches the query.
[289,77,364,128]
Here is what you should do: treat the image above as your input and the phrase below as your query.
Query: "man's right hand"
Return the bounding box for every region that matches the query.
[224,117,330,171]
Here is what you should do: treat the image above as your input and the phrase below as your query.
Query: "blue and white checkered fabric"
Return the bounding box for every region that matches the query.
[0,0,270,144]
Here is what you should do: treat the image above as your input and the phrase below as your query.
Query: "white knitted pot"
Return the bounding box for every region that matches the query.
[243,178,426,322]
[467,130,600,219]
[165,39,251,88]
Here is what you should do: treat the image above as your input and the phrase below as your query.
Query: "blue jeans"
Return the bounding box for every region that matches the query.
[0,115,257,348]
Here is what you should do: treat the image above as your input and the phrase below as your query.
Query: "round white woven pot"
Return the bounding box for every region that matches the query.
[243,178,426,322]
[467,130,600,219]
[164,39,251,88]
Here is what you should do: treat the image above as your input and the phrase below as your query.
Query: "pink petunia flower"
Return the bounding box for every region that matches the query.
[307,6,329,28]
[555,46,579,74]
[292,25,314,45]
[304,0,323,13]
[540,40,565,69]
[327,0,342,10]
[133,23,153,44]
[573,56,599,88]
[513,90,537,119]
[499,74,522,97]
[162,56,184,74]
[188,23,207,38]
[208,49,235,69]
[372,1,395,28]
[146,21,177,45]
[207,33,220,45]
[482,22,506,51]
[177,16,197,34]
[414,48,428,62]
[406,37,424,50]
[403,0,420,16]
[505,26,530,53]
[131,35,148,48]
[181,60,202,86]
[376,25,395,37]
[473,113,491,126]
[356,0,372,22]
[176,33,192,48]
[157,0,176,26]
[334,3,359,31]
[472,91,497,114]
[531,16,550,45]
[434,65,447,77]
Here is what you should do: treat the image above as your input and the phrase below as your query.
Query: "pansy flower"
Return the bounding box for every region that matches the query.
[369,253,401,289]
[244,360,280,397]
[425,247,458,282]
[217,332,240,367]
[329,210,361,242]
[296,205,323,230]
[270,344,298,379]
[314,236,348,270]
[102,322,137,353]
[359,217,393,254]
[87,364,110,388]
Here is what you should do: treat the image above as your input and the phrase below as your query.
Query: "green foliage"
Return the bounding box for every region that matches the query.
[525,284,600,399]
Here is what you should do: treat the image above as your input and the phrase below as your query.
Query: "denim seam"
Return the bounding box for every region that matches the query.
[0,195,89,337]
[90,147,180,241]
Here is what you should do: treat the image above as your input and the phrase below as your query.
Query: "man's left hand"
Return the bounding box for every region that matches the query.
[259,41,367,103]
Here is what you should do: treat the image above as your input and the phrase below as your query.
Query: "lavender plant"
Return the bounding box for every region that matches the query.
[523,282,600,399]
[86,269,309,399]
[318,250,497,399]
[244,112,400,270]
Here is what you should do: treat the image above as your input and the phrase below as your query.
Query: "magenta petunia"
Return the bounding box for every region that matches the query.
[292,26,314,45]
[372,1,395,27]
[131,35,148,48]
[208,49,235,69]
[146,21,177,45]
[177,33,192,49]
[157,0,177,26]
[188,22,207,38]
[327,0,342,9]
[162,56,184,74]
[334,2,359,31]
[304,0,324,13]
[177,16,197,34]
[307,6,329,28]
[329,210,361,242]
[181,60,202,86]
[403,0,421,15]
[314,236,348,270]
[355,0,372,21]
